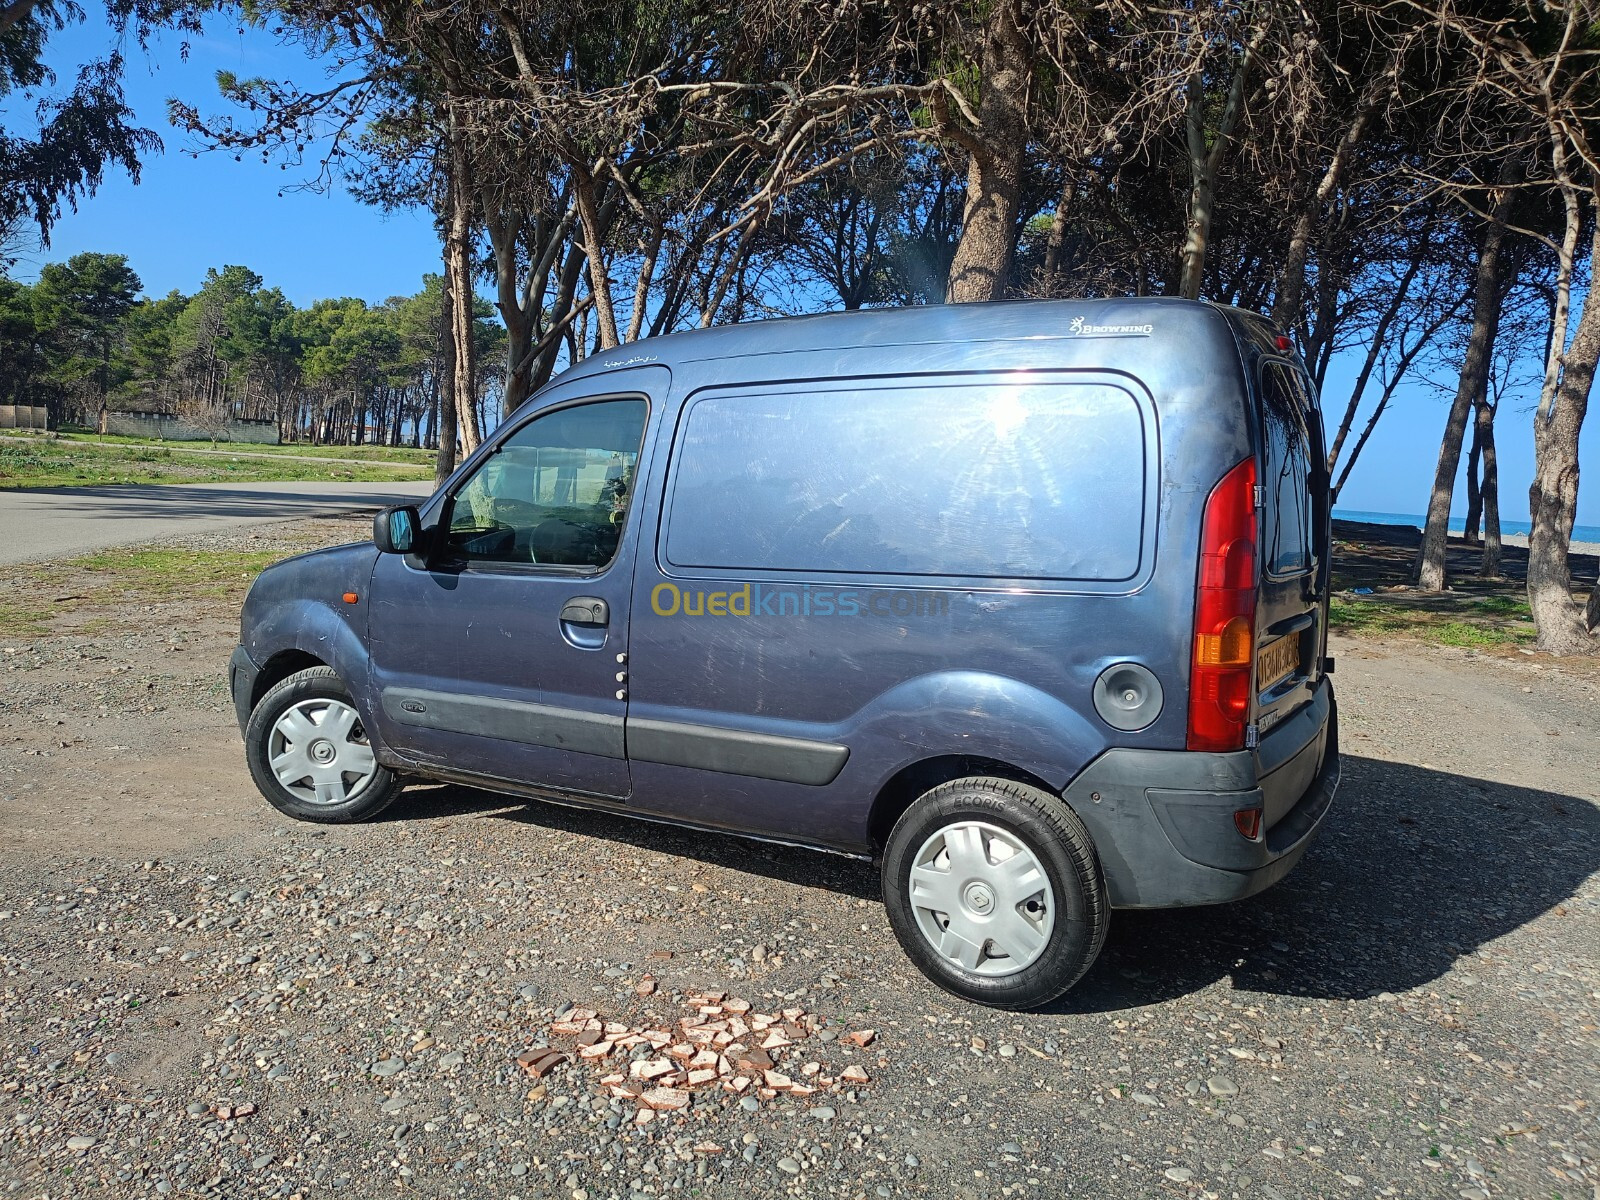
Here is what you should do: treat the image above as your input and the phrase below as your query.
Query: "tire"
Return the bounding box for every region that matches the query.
[881,776,1108,1010]
[244,666,403,824]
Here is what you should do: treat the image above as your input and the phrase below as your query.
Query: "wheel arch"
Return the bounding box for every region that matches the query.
[251,649,328,711]
[867,755,1059,855]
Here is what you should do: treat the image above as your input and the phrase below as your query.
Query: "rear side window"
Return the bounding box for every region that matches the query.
[1258,363,1313,576]
[662,381,1147,581]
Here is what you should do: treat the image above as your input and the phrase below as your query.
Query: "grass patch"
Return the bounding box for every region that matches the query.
[0,603,51,637]
[43,426,436,465]
[50,548,286,600]
[1330,593,1536,649]
[1467,594,1530,618]
[5,548,290,639]
[0,437,431,488]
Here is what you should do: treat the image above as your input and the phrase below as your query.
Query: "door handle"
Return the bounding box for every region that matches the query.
[560,596,610,625]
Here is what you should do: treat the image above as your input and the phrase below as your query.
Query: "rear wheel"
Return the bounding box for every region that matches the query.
[244,666,402,823]
[881,776,1108,1009]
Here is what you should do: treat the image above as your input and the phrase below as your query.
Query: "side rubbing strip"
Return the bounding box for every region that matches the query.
[627,718,849,786]
[382,688,625,759]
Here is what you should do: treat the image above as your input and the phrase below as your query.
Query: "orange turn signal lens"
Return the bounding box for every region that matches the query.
[342,592,359,604]
[1195,615,1253,667]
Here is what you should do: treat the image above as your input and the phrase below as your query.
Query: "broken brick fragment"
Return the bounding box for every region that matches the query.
[630,1058,674,1082]
[639,1087,690,1112]
[841,1029,876,1047]
[735,1047,774,1072]
[516,1048,569,1079]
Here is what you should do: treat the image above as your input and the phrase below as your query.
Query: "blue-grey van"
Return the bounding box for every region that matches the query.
[230,298,1340,1009]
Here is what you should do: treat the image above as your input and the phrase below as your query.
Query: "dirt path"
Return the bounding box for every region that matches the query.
[1,520,1596,1200]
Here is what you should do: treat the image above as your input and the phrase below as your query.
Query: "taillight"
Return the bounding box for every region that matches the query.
[1188,457,1258,751]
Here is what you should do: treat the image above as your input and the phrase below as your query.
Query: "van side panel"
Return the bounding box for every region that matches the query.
[622,306,1254,852]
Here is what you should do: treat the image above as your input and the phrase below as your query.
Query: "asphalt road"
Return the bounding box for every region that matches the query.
[0,480,435,566]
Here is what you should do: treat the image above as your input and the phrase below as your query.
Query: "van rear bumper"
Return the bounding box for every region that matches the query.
[1063,678,1339,909]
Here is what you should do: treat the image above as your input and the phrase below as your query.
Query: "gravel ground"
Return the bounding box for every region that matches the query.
[1,518,1597,1200]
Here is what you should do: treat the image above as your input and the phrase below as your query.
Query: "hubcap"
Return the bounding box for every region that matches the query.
[907,820,1055,977]
[267,698,377,806]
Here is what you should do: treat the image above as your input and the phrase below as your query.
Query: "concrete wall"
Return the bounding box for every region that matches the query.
[0,405,49,430]
[104,412,281,445]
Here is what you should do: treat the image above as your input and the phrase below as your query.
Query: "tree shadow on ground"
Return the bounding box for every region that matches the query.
[382,753,1598,1012]
[1333,518,1599,591]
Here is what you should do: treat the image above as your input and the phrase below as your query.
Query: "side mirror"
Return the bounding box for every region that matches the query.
[373,505,421,554]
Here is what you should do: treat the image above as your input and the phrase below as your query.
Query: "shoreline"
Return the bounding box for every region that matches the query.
[1499,531,1600,557]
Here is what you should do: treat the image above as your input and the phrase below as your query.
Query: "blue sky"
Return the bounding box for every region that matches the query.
[14,13,1597,528]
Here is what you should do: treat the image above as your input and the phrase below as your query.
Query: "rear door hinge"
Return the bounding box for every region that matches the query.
[1252,483,1265,509]
[1244,723,1260,749]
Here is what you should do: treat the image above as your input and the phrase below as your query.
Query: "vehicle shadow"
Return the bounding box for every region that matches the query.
[384,783,882,901]
[382,753,1599,1009]
[1061,753,1600,1011]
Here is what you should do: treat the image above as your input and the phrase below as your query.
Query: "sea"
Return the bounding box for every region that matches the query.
[1334,508,1600,545]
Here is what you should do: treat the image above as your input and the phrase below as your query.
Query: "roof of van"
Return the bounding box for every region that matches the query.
[561,297,1270,381]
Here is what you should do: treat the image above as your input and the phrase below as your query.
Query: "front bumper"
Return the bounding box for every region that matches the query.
[229,645,259,736]
[1065,677,1340,908]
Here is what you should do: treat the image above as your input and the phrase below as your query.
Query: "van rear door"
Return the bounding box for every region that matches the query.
[1252,358,1330,752]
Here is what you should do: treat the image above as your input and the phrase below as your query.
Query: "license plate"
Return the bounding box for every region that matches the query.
[1258,635,1299,689]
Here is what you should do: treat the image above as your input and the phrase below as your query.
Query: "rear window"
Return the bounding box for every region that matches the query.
[1258,363,1313,576]
[662,381,1147,581]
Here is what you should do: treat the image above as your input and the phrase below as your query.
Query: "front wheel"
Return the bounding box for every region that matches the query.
[881,776,1108,1009]
[244,666,403,823]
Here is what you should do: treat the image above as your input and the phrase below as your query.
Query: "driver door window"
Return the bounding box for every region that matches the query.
[445,398,647,568]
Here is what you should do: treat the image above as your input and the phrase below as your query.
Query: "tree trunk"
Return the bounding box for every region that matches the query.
[444,105,481,458]
[943,0,1032,304]
[1477,399,1502,578]
[435,272,460,487]
[1041,179,1074,289]
[1463,416,1483,544]
[574,166,620,349]
[486,211,534,421]
[1178,30,1261,301]
[1269,70,1387,331]
[1415,174,1515,591]
[1527,220,1600,654]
